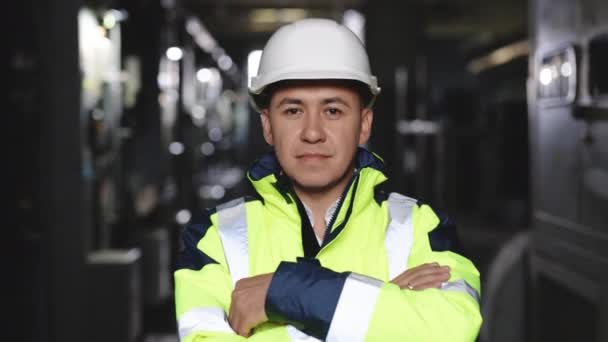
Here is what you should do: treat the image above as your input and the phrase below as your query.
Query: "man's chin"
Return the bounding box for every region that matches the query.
[292,178,333,194]
[285,164,356,195]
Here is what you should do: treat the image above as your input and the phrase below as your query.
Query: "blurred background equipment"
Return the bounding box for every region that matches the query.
[5,0,608,341]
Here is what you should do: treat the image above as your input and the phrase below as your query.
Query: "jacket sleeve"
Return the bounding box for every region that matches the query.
[174,213,300,341]
[264,204,482,342]
[364,201,482,341]
[174,213,245,342]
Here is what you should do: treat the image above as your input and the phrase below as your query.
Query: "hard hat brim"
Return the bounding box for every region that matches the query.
[249,68,381,96]
[249,68,380,112]
[249,76,380,112]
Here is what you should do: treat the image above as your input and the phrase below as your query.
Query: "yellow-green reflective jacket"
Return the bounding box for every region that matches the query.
[174,148,482,341]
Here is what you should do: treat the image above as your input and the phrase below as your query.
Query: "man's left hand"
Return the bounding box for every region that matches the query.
[229,273,274,337]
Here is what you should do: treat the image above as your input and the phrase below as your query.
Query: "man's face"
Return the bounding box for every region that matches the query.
[260,81,373,192]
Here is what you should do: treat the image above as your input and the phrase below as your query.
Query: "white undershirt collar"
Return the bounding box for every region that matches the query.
[302,198,341,245]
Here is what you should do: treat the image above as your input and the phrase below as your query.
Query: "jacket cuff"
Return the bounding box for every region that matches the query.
[265,258,348,339]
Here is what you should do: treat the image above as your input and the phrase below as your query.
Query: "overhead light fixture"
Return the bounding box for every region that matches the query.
[537,46,577,104]
[168,141,185,155]
[196,68,212,83]
[342,9,365,42]
[539,67,553,85]
[560,61,572,77]
[166,46,183,61]
[103,12,116,29]
[467,40,529,74]
[218,55,233,71]
[102,9,127,30]
[247,50,262,88]
[175,209,191,224]
[200,142,215,156]
[250,8,308,26]
[279,8,308,22]
[185,16,237,76]
[186,17,218,52]
[251,9,276,24]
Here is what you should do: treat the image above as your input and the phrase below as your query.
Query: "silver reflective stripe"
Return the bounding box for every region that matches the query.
[326,273,383,342]
[216,198,249,285]
[286,325,322,341]
[385,193,416,280]
[440,279,481,304]
[178,307,235,340]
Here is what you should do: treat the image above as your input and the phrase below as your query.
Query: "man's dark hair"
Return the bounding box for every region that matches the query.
[253,79,373,110]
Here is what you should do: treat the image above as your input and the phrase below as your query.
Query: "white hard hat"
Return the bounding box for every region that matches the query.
[249,18,380,110]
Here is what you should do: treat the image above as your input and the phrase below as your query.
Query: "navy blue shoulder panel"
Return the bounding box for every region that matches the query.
[372,179,389,206]
[249,151,281,181]
[175,208,219,271]
[355,147,385,172]
[420,202,467,257]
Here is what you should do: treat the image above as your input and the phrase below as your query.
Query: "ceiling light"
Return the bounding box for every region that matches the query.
[166,46,183,61]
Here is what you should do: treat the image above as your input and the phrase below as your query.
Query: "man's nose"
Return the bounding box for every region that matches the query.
[300,112,325,143]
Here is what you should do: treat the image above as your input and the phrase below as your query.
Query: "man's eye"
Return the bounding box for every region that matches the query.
[326,107,342,117]
[284,108,301,115]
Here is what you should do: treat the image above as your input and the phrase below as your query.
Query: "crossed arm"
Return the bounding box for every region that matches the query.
[175,208,482,341]
[176,254,480,341]
[228,262,451,337]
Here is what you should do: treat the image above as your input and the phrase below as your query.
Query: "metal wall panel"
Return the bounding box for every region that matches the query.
[530,0,608,341]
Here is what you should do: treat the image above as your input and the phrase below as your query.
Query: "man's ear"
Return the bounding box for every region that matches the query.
[358,107,374,145]
[260,109,274,146]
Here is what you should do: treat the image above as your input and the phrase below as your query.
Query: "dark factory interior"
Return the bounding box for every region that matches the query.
[6,0,608,341]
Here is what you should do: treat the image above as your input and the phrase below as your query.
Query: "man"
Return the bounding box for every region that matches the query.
[175,18,481,341]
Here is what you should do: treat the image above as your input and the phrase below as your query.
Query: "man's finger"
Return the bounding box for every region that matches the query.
[391,264,448,285]
[401,271,450,290]
[391,264,436,283]
[408,265,449,279]
[412,280,445,290]
[230,313,249,337]
[407,262,440,273]
[407,267,450,284]
[228,292,243,334]
[231,313,253,337]
[392,266,450,289]
[236,324,249,337]
[390,263,440,282]
[228,305,238,333]
[228,273,273,336]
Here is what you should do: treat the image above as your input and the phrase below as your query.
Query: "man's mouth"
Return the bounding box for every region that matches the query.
[297,153,330,160]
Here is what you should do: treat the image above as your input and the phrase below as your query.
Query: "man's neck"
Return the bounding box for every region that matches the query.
[292,168,354,238]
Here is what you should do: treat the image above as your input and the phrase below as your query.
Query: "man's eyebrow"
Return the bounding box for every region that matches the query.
[276,97,303,107]
[275,96,352,108]
[321,97,351,108]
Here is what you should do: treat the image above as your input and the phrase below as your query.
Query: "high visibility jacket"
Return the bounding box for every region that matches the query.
[174,148,482,341]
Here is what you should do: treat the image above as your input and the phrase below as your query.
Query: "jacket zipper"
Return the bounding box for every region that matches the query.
[319,169,360,252]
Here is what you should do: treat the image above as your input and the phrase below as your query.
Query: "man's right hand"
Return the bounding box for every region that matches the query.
[229,273,273,337]
[390,262,450,290]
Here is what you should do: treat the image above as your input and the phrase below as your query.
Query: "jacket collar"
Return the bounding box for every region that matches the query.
[247,147,388,233]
